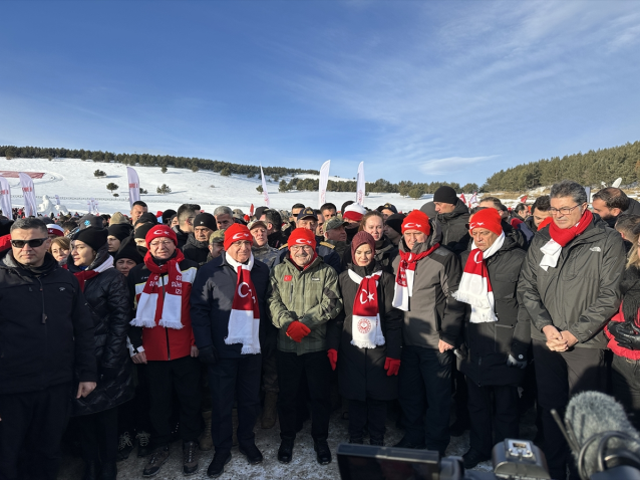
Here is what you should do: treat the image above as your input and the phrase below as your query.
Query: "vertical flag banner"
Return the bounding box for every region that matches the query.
[127,167,141,208]
[19,173,37,217]
[356,161,365,206]
[260,165,271,207]
[318,160,330,208]
[0,175,12,218]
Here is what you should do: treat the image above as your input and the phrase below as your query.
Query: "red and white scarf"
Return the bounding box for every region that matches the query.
[540,209,592,271]
[453,232,504,323]
[66,255,114,292]
[224,253,261,355]
[348,269,384,349]
[393,243,440,311]
[131,250,185,330]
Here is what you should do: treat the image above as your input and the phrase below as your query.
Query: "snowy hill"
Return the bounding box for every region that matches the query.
[0,157,431,215]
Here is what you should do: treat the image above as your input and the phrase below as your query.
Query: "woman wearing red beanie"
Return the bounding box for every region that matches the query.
[453,207,529,469]
[327,231,403,445]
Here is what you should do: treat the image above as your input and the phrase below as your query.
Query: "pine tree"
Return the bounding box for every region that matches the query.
[106,182,119,193]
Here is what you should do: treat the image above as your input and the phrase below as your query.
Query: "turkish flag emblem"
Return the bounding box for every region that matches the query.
[284,275,292,282]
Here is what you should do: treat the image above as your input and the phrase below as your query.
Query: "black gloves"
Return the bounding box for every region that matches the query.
[198,345,219,365]
[609,322,640,351]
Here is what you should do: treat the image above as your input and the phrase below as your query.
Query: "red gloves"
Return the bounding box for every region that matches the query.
[384,357,401,376]
[286,321,311,343]
[327,349,338,371]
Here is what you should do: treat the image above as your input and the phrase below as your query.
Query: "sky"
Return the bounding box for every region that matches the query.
[1,0,639,187]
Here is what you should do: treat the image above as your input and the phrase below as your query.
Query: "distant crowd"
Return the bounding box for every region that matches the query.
[1,182,640,480]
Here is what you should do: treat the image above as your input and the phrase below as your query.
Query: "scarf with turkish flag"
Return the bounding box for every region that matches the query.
[348,269,384,349]
[392,244,440,311]
[539,209,592,271]
[224,252,261,355]
[131,250,185,330]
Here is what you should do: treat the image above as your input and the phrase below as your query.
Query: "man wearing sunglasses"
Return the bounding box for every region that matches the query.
[0,218,97,480]
[518,180,626,479]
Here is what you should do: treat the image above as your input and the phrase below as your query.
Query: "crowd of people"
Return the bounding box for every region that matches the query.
[1,180,640,480]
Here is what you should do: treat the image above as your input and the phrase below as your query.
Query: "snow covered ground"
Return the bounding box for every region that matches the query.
[0,157,432,216]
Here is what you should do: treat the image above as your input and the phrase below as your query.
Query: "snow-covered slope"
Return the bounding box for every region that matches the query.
[0,157,431,215]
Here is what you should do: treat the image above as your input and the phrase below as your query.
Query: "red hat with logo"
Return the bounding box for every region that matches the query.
[224,223,253,251]
[288,227,317,251]
[145,224,178,246]
[401,210,431,236]
[469,208,502,236]
[46,224,64,237]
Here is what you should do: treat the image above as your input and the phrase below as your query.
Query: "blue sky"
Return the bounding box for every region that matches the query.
[1,0,639,186]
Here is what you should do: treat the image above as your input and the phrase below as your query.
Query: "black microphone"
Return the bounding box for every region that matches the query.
[561,391,640,479]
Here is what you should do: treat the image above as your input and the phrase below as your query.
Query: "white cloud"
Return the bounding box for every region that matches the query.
[420,156,498,175]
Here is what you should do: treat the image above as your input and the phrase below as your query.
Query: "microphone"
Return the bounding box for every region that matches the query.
[560,391,640,479]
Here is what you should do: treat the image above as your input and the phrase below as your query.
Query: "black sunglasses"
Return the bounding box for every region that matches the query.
[11,238,49,249]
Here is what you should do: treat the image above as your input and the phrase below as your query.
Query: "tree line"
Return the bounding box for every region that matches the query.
[483,141,640,192]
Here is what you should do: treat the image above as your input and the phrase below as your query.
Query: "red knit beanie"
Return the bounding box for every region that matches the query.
[224,223,253,251]
[288,228,317,251]
[351,231,376,263]
[469,208,503,236]
[401,210,431,236]
[145,224,178,246]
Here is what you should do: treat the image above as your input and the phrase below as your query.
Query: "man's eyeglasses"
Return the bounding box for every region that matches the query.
[11,238,49,249]
[549,204,584,215]
[150,240,174,247]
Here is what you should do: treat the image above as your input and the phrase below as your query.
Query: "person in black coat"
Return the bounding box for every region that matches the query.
[328,231,403,445]
[453,208,529,469]
[67,226,134,480]
[190,224,270,477]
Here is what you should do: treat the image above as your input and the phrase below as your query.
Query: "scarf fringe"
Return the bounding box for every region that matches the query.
[469,306,498,324]
[453,290,492,309]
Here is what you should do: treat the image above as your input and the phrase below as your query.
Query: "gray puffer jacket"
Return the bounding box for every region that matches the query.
[518,217,625,348]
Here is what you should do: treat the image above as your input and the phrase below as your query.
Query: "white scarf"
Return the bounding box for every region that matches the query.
[224,253,261,355]
[539,239,562,272]
[453,232,504,324]
[348,269,385,349]
[93,254,114,273]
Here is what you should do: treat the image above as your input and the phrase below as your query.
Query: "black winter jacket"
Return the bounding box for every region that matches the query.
[0,251,97,395]
[458,236,530,387]
[172,226,190,250]
[435,199,470,256]
[183,233,210,265]
[190,254,271,359]
[68,247,134,415]
[328,263,403,401]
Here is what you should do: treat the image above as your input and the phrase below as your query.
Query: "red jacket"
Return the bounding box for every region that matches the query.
[604,305,640,361]
[0,234,11,253]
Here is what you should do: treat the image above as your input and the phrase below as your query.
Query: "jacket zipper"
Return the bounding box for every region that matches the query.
[161,275,171,360]
[37,277,47,324]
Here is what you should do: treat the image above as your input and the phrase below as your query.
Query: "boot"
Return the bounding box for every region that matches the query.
[261,392,278,429]
[198,410,213,451]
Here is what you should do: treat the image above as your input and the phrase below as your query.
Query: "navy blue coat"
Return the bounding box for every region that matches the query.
[190,254,270,359]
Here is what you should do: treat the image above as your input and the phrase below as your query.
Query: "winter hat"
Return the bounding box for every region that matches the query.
[109,212,129,225]
[420,201,437,218]
[145,224,178,246]
[114,238,143,264]
[74,227,108,252]
[77,214,104,230]
[288,228,317,251]
[209,229,226,244]
[134,223,155,240]
[46,224,64,237]
[108,224,132,242]
[162,209,177,225]
[351,231,376,262]
[469,208,503,236]
[384,213,406,236]
[194,212,217,231]
[135,212,158,226]
[433,186,458,205]
[224,223,253,251]
[401,210,431,236]
[343,203,367,223]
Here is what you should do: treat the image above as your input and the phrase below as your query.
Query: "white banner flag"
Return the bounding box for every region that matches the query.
[356,161,365,206]
[127,167,141,208]
[318,160,330,208]
[19,173,37,217]
[0,176,12,218]
[260,165,271,207]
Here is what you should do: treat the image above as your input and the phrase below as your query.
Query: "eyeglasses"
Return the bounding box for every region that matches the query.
[150,240,174,247]
[11,238,49,249]
[291,245,313,252]
[549,204,583,215]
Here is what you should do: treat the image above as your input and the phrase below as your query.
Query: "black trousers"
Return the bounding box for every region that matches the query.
[611,355,640,431]
[77,407,118,464]
[277,350,331,441]
[0,383,71,480]
[466,379,519,457]
[532,339,604,479]
[398,346,453,455]
[348,399,387,442]
[146,356,201,447]
[118,363,152,435]
[208,355,262,453]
